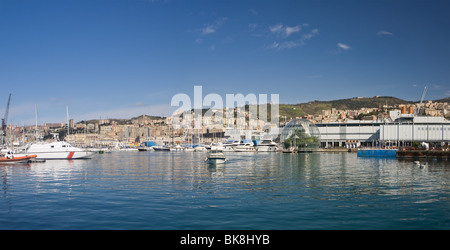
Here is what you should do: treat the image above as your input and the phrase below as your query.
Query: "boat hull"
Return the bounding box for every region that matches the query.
[206,158,227,164]
[0,154,37,164]
[256,146,277,152]
[234,146,256,152]
[154,147,170,151]
[26,141,97,160]
[31,151,96,160]
[205,152,227,164]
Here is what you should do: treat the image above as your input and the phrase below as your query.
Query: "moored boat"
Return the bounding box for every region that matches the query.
[234,141,256,152]
[153,145,170,151]
[0,148,37,164]
[255,139,278,152]
[194,145,208,152]
[25,141,97,160]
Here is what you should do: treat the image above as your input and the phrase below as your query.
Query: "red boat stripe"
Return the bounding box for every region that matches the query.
[68,152,75,159]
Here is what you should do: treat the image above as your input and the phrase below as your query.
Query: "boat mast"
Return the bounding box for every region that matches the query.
[35,104,38,143]
[66,105,70,136]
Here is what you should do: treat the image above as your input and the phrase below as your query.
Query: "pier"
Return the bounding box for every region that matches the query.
[396,149,450,159]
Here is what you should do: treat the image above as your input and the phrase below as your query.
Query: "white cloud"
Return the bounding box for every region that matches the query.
[269,24,283,34]
[377,30,393,36]
[269,41,280,49]
[270,28,319,50]
[201,17,228,36]
[285,25,301,37]
[202,25,216,35]
[269,24,301,38]
[337,43,351,50]
[302,28,319,41]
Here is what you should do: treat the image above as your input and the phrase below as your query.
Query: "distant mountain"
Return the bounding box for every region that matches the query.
[433,97,450,103]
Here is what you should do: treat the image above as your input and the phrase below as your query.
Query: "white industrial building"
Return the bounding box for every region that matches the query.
[316,120,381,148]
[317,111,450,148]
[379,116,450,145]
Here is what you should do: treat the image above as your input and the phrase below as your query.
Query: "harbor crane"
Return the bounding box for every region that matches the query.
[415,86,428,116]
[1,93,11,143]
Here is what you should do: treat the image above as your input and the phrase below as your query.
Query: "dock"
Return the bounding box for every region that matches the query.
[396,149,450,159]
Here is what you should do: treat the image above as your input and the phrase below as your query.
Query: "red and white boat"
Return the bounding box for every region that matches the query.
[0,148,37,164]
[25,141,96,160]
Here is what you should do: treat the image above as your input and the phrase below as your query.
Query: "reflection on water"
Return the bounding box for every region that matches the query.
[1,151,449,229]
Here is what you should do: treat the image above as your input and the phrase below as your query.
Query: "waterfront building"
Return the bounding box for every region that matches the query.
[317,112,450,148]
[280,119,321,151]
[379,116,449,146]
[316,120,381,148]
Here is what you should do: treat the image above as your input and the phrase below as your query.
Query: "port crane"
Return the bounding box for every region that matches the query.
[415,86,428,116]
[1,93,11,144]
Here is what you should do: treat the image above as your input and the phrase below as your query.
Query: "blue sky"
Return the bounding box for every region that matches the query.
[1,0,449,124]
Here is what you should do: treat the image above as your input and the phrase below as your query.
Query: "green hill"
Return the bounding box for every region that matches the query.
[279,96,410,119]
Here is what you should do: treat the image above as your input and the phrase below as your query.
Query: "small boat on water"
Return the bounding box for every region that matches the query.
[153,145,170,151]
[222,140,239,151]
[255,139,278,152]
[194,145,208,152]
[0,148,37,164]
[184,147,195,152]
[234,141,256,152]
[205,148,227,164]
[24,141,97,160]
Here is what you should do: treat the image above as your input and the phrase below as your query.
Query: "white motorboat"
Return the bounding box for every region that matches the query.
[0,147,37,164]
[255,139,278,152]
[25,141,97,159]
[170,145,184,151]
[194,145,208,152]
[234,141,256,152]
[205,147,227,164]
[222,140,240,152]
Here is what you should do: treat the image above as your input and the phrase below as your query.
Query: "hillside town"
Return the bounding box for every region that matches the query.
[3,98,449,149]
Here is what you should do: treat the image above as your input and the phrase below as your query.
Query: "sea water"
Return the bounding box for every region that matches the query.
[1,151,449,230]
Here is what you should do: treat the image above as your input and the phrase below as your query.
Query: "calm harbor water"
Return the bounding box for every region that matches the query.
[1,150,449,230]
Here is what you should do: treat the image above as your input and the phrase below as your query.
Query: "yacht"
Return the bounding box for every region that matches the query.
[222,140,240,152]
[255,139,278,152]
[234,141,256,152]
[25,141,97,159]
[194,145,208,152]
